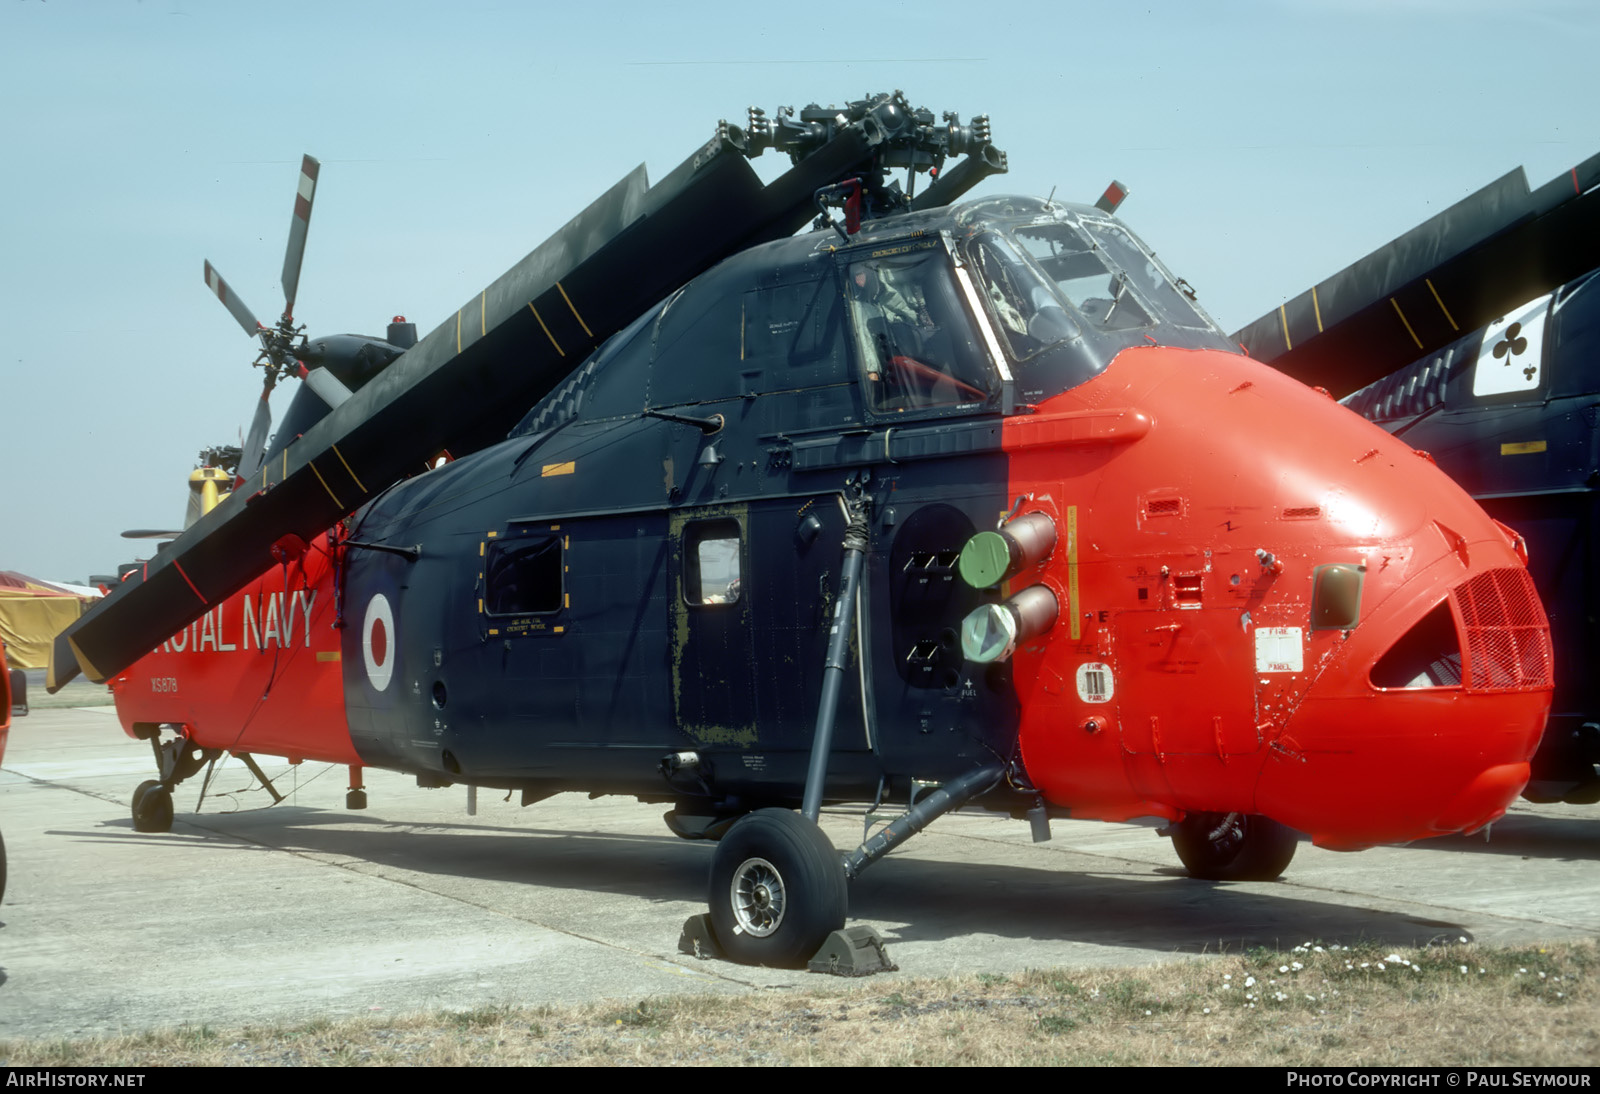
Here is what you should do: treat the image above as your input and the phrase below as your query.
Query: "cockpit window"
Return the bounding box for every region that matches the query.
[1078,219,1211,329]
[1014,224,1152,332]
[959,206,1235,405]
[969,232,1081,360]
[844,242,997,414]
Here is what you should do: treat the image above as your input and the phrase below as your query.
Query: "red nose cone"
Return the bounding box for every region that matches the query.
[1005,345,1552,848]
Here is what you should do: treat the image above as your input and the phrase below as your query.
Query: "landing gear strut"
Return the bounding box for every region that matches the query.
[1170,811,1298,881]
[128,725,218,835]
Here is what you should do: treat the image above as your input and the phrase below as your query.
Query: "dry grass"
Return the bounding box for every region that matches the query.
[4,938,1596,1066]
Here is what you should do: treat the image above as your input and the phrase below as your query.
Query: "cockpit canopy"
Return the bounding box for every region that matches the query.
[956,197,1230,403]
[511,195,1235,438]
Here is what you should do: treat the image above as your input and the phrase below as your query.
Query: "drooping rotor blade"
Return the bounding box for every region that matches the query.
[121,530,182,540]
[203,260,262,336]
[301,365,352,409]
[56,112,998,685]
[1234,150,1600,395]
[280,154,319,320]
[236,380,274,484]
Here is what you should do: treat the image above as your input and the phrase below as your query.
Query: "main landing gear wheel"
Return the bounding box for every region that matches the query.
[708,809,847,968]
[132,780,174,834]
[1171,811,1297,881]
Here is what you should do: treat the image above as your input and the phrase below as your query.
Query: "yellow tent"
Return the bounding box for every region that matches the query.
[0,573,95,671]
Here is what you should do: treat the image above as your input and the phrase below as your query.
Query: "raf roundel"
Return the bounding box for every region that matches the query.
[362,593,395,692]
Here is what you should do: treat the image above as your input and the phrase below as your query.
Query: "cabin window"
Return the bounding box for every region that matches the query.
[844,242,996,413]
[685,519,742,606]
[484,532,563,616]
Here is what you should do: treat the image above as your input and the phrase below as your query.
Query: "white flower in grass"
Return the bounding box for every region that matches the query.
[1460,966,1469,974]
[1244,976,1256,987]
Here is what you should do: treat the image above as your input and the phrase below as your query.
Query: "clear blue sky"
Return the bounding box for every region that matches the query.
[2,0,1596,583]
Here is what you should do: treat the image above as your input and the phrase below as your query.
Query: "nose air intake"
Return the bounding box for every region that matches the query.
[1453,567,1552,691]
[1370,567,1550,692]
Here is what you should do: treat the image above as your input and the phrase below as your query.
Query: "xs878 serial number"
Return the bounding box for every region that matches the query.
[150,677,178,693]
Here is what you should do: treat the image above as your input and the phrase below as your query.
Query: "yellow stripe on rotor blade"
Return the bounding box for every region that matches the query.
[556,282,592,338]
[529,303,564,356]
[1389,298,1423,349]
[1426,278,1459,331]
[332,444,366,493]
[307,460,343,508]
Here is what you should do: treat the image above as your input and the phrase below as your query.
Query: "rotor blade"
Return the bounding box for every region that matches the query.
[235,381,274,483]
[121,530,182,540]
[57,118,935,683]
[1234,149,1600,395]
[301,365,352,409]
[280,154,319,320]
[204,260,262,336]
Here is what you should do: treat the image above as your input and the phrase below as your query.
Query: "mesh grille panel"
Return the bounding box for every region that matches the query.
[1453,568,1552,690]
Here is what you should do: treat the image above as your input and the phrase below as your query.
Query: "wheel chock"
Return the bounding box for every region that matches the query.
[677,913,723,960]
[807,926,897,976]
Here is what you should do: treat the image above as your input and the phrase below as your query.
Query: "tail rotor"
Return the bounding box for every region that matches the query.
[202,154,323,484]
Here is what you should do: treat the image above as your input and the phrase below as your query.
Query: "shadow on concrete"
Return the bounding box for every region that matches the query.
[49,803,1478,958]
[1389,811,1600,864]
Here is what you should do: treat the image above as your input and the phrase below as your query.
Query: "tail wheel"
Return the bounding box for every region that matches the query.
[708,809,846,968]
[132,780,174,834]
[1171,812,1297,881]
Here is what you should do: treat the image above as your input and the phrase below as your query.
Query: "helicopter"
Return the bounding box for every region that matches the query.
[1234,150,1600,807]
[49,93,1553,968]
